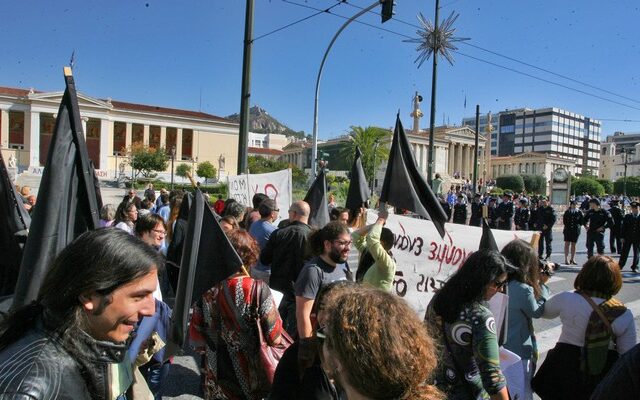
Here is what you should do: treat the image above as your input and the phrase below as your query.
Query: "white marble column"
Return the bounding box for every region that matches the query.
[125,122,132,148]
[176,128,183,160]
[455,144,462,176]
[25,111,40,167]
[461,145,468,178]
[160,126,167,148]
[143,124,150,146]
[0,109,9,148]
[99,119,110,171]
[448,143,454,175]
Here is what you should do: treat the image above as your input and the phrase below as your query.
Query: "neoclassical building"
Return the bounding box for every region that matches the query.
[0,86,239,181]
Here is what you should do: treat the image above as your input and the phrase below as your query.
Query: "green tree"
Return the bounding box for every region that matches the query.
[341,126,391,183]
[196,161,217,182]
[596,178,613,194]
[521,174,546,194]
[175,163,191,179]
[248,155,308,188]
[571,177,605,196]
[495,175,524,192]
[613,176,640,197]
[129,143,168,179]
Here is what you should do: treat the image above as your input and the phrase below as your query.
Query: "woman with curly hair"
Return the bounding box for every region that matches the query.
[425,249,510,400]
[320,285,442,400]
[189,229,283,400]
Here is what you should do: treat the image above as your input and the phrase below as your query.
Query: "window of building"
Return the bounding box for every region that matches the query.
[39,113,56,164]
[86,118,101,169]
[9,111,24,148]
[113,122,126,155]
[132,123,144,144]
[150,125,161,149]
[182,129,193,160]
[166,127,177,152]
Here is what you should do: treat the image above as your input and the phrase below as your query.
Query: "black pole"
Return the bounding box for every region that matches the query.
[237,0,254,174]
[623,151,628,197]
[371,140,379,196]
[473,104,479,194]
[427,0,440,185]
[170,147,175,190]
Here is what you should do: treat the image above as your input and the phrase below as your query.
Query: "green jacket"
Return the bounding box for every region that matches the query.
[353,224,396,291]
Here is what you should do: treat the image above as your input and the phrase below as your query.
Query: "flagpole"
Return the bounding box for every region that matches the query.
[473,104,479,194]
[312,0,382,181]
[426,0,440,185]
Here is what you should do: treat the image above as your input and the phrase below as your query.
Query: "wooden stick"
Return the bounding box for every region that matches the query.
[185,171,197,189]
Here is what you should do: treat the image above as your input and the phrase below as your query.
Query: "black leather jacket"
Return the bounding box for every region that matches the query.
[0,319,128,399]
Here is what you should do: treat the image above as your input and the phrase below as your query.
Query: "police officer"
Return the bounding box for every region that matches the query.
[536,197,557,260]
[530,198,540,231]
[487,197,498,229]
[619,201,640,272]
[469,193,483,227]
[453,194,468,225]
[514,198,530,230]
[562,200,583,265]
[608,199,624,254]
[495,193,514,230]
[583,198,613,258]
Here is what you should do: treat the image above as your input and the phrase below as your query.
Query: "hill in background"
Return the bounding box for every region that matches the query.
[226,106,309,140]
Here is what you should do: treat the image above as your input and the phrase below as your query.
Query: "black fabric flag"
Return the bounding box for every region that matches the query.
[380,114,447,237]
[479,218,499,252]
[304,169,330,228]
[345,146,370,213]
[12,68,101,308]
[169,189,243,351]
[0,152,31,296]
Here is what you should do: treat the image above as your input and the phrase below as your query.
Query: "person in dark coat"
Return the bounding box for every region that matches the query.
[529,199,540,231]
[452,194,467,225]
[439,195,452,222]
[514,198,530,230]
[609,200,624,254]
[619,201,640,272]
[562,200,583,265]
[583,198,613,258]
[487,197,498,229]
[496,193,514,230]
[469,193,483,227]
[536,197,557,260]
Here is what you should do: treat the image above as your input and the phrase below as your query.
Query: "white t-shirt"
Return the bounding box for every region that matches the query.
[542,291,637,354]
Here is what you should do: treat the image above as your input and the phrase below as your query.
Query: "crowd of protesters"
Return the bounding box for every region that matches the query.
[1,183,639,400]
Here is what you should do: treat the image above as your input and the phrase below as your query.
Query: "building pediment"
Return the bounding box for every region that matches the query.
[29,91,112,110]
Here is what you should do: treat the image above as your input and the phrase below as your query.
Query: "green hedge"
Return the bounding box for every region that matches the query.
[496,175,524,192]
[522,174,546,194]
[613,176,640,197]
[571,177,605,197]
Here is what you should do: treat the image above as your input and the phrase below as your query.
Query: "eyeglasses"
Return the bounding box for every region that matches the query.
[152,229,167,236]
[333,239,352,247]
[493,278,508,288]
[274,209,280,212]
[316,325,327,342]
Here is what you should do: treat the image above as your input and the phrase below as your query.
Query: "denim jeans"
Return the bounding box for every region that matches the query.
[140,361,171,400]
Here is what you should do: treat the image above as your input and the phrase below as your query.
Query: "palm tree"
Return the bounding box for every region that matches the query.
[341,126,391,184]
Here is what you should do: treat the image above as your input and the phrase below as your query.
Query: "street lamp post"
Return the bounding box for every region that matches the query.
[371,139,380,196]
[170,146,176,190]
[311,0,383,180]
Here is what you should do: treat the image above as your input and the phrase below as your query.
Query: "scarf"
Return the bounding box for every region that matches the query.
[580,291,627,376]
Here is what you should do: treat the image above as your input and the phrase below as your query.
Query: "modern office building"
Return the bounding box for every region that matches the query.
[603,131,640,154]
[463,107,601,175]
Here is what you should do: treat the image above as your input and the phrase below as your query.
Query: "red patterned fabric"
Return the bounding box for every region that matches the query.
[190,276,282,400]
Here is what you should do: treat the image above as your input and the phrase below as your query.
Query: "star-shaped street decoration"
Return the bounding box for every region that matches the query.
[405,11,470,67]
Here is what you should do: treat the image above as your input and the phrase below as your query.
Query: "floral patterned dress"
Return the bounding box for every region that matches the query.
[426,301,506,400]
[190,276,282,400]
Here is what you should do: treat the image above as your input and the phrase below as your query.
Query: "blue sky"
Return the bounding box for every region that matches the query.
[2,0,639,139]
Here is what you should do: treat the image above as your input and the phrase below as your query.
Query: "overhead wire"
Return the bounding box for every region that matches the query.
[339,0,640,105]
[278,0,640,115]
[253,1,345,42]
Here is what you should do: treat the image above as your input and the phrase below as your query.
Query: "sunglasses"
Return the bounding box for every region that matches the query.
[493,278,508,288]
[316,325,327,342]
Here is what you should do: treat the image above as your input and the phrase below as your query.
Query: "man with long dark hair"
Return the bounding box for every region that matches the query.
[0,229,162,399]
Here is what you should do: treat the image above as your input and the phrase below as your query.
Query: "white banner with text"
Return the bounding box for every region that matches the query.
[227,169,292,216]
[365,211,537,316]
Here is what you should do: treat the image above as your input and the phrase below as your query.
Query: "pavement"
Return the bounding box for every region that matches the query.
[162,229,640,399]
